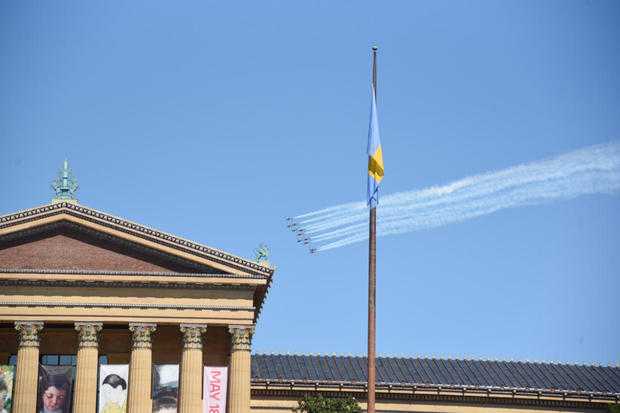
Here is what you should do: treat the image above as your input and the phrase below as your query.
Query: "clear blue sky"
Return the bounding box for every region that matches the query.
[1,1,619,364]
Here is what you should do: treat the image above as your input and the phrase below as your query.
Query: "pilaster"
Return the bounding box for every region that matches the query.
[73,322,102,413]
[228,325,254,413]
[13,321,44,413]
[179,323,207,413]
[127,323,156,413]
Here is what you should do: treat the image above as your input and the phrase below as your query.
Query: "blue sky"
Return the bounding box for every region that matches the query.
[1,1,619,364]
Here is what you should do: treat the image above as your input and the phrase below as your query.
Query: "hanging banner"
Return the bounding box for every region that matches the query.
[152,365,179,413]
[0,365,14,413]
[203,367,227,413]
[38,365,73,413]
[99,365,129,413]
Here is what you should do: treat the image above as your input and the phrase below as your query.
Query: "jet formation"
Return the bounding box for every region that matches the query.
[285,216,316,254]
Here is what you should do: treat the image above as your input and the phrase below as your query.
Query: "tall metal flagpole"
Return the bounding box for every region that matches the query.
[368,44,378,413]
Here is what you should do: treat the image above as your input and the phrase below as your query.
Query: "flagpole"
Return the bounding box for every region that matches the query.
[368,44,378,413]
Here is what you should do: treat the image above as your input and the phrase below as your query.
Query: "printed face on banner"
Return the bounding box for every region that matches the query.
[38,366,73,413]
[203,367,227,413]
[152,365,179,413]
[0,366,14,413]
[99,365,129,413]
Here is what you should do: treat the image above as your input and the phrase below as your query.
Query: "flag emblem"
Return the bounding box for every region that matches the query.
[367,86,384,208]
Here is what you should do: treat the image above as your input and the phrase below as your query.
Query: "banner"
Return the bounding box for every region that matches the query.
[203,367,227,413]
[0,366,14,413]
[152,365,179,413]
[38,365,73,413]
[99,365,129,413]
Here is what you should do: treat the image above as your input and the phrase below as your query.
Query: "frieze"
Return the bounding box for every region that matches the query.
[129,323,156,348]
[0,202,273,275]
[180,324,207,349]
[229,326,255,351]
[15,321,44,347]
[75,322,102,348]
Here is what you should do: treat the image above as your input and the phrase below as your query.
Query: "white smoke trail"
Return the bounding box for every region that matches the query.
[287,142,620,252]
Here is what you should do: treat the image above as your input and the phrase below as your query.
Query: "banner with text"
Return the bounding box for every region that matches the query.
[99,364,129,413]
[203,366,227,413]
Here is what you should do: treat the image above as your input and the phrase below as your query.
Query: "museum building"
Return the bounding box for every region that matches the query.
[0,183,619,412]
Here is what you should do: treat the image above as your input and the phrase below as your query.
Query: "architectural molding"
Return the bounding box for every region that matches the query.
[0,301,255,311]
[0,268,265,279]
[0,279,255,291]
[250,387,616,409]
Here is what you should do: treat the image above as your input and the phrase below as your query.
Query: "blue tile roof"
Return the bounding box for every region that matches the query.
[251,354,620,396]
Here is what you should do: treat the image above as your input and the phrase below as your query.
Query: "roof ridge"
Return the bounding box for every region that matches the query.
[252,352,620,367]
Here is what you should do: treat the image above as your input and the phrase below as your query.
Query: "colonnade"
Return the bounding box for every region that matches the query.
[11,321,254,413]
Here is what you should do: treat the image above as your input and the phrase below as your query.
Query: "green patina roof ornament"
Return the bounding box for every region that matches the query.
[254,243,270,263]
[51,158,79,204]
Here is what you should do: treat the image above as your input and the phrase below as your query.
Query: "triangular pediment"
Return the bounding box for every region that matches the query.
[0,202,273,277]
[0,223,208,273]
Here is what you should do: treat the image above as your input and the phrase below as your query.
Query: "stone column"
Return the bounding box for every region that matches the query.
[13,321,44,413]
[228,325,254,413]
[73,322,102,413]
[127,323,156,413]
[179,324,207,413]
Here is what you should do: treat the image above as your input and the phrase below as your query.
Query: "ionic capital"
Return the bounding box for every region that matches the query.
[229,325,255,351]
[75,322,103,348]
[129,323,156,349]
[14,321,44,347]
[180,323,207,349]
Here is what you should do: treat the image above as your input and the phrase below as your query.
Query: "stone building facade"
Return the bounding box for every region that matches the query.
[0,201,272,413]
[1,201,618,413]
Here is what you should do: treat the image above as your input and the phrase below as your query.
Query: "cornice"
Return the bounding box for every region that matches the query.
[0,202,274,276]
[0,301,255,311]
[0,279,254,291]
[0,268,264,279]
[250,386,617,407]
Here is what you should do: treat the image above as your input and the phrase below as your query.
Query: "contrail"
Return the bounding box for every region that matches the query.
[287,142,620,253]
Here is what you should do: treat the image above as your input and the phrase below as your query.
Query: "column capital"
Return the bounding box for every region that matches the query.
[180,323,207,349]
[229,325,255,351]
[14,321,44,347]
[129,323,156,349]
[74,322,103,348]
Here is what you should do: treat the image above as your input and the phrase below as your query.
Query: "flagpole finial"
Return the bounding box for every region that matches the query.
[372,45,378,51]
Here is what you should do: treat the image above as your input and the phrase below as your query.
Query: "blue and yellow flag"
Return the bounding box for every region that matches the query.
[367,86,384,208]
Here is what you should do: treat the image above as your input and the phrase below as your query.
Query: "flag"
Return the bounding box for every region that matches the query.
[367,85,384,208]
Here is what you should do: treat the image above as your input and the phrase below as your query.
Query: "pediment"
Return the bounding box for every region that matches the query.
[0,223,205,273]
[0,203,273,277]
